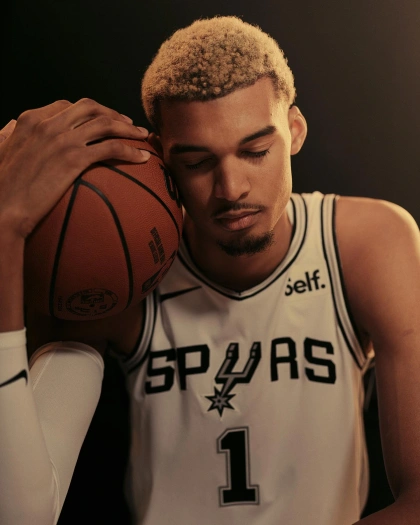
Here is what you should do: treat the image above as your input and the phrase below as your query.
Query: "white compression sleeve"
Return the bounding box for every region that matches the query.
[0,329,104,525]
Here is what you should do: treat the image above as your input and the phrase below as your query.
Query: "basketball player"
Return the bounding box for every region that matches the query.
[1,16,420,525]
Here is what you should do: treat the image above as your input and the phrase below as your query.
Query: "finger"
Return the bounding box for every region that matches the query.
[83,138,151,165]
[120,114,134,123]
[51,98,138,131]
[16,100,72,127]
[72,117,149,145]
[0,120,17,143]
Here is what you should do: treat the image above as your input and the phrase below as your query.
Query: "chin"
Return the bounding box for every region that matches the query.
[217,230,275,257]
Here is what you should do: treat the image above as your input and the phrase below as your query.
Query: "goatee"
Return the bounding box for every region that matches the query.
[217,230,274,257]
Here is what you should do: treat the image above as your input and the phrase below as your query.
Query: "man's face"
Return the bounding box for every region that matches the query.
[156,77,306,257]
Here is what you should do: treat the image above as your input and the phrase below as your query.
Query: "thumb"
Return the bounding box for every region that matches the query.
[0,120,17,144]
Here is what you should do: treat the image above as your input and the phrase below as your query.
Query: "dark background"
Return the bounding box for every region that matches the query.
[2,0,419,522]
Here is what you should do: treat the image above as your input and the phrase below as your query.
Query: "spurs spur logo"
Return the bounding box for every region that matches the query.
[206,342,261,416]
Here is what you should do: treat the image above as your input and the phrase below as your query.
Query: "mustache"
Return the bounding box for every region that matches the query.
[212,202,265,218]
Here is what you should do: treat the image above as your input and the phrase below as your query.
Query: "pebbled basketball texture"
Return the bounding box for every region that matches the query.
[24,138,183,321]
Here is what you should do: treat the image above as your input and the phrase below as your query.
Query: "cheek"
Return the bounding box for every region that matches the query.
[266,160,292,212]
[265,153,291,190]
[275,167,292,203]
[174,175,210,215]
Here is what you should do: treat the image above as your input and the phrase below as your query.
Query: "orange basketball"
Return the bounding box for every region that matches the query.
[24,138,183,321]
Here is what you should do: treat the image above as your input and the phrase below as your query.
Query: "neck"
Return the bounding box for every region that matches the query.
[184,211,293,292]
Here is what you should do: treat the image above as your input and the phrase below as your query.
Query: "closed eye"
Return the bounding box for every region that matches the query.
[185,158,211,170]
[243,149,270,160]
[184,149,270,171]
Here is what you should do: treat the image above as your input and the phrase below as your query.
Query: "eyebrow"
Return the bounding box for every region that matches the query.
[239,125,277,145]
[169,124,277,155]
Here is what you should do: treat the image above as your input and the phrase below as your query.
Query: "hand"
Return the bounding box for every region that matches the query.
[0,119,17,144]
[0,99,150,240]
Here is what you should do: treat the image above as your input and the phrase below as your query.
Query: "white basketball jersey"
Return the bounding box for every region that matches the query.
[119,192,372,525]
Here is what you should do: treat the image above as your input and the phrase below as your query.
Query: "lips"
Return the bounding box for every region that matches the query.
[215,210,260,231]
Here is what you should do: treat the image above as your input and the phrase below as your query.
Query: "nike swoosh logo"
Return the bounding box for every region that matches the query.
[0,369,28,389]
[159,286,201,303]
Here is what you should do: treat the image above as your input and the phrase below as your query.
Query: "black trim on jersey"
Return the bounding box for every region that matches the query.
[98,162,181,243]
[177,195,307,301]
[159,286,201,303]
[331,196,364,350]
[290,196,298,237]
[320,196,363,369]
[80,179,134,310]
[49,180,80,316]
[127,290,159,374]
[0,369,28,389]
[127,298,150,361]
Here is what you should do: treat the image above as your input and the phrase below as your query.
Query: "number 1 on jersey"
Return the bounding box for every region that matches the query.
[217,427,260,506]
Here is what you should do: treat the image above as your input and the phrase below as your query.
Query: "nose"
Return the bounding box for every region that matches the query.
[213,159,251,202]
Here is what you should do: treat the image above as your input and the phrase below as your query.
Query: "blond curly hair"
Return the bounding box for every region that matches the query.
[141,16,296,129]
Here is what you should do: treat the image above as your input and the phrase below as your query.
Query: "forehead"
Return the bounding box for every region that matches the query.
[159,78,287,148]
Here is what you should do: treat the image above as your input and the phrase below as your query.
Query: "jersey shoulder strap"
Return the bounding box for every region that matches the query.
[319,193,369,369]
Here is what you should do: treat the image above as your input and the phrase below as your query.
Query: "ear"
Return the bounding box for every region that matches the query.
[147,132,163,157]
[288,106,307,155]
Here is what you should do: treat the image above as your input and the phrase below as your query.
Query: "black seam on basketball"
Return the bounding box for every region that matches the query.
[98,162,181,242]
[49,180,81,317]
[79,179,134,310]
[132,139,160,159]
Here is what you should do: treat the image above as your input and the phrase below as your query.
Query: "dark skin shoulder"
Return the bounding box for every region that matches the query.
[336,196,420,524]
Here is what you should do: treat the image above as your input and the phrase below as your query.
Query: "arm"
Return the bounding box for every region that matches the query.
[336,197,420,524]
[0,333,104,523]
[0,105,148,524]
[0,101,149,330]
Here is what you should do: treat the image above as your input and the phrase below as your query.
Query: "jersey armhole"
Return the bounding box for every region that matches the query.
[115,291,157,374]
[321,194,369,370]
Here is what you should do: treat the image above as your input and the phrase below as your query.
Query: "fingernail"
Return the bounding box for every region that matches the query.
[137,126,148,134]
[140,150,151,160]
[121,114,133,122]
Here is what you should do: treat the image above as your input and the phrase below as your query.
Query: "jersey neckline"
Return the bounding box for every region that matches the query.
[177,194,308,301]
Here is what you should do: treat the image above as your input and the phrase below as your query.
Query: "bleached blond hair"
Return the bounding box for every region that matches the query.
[141,16,296,129]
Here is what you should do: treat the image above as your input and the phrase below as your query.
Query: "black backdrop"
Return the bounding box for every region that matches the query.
[2,0,420,522]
